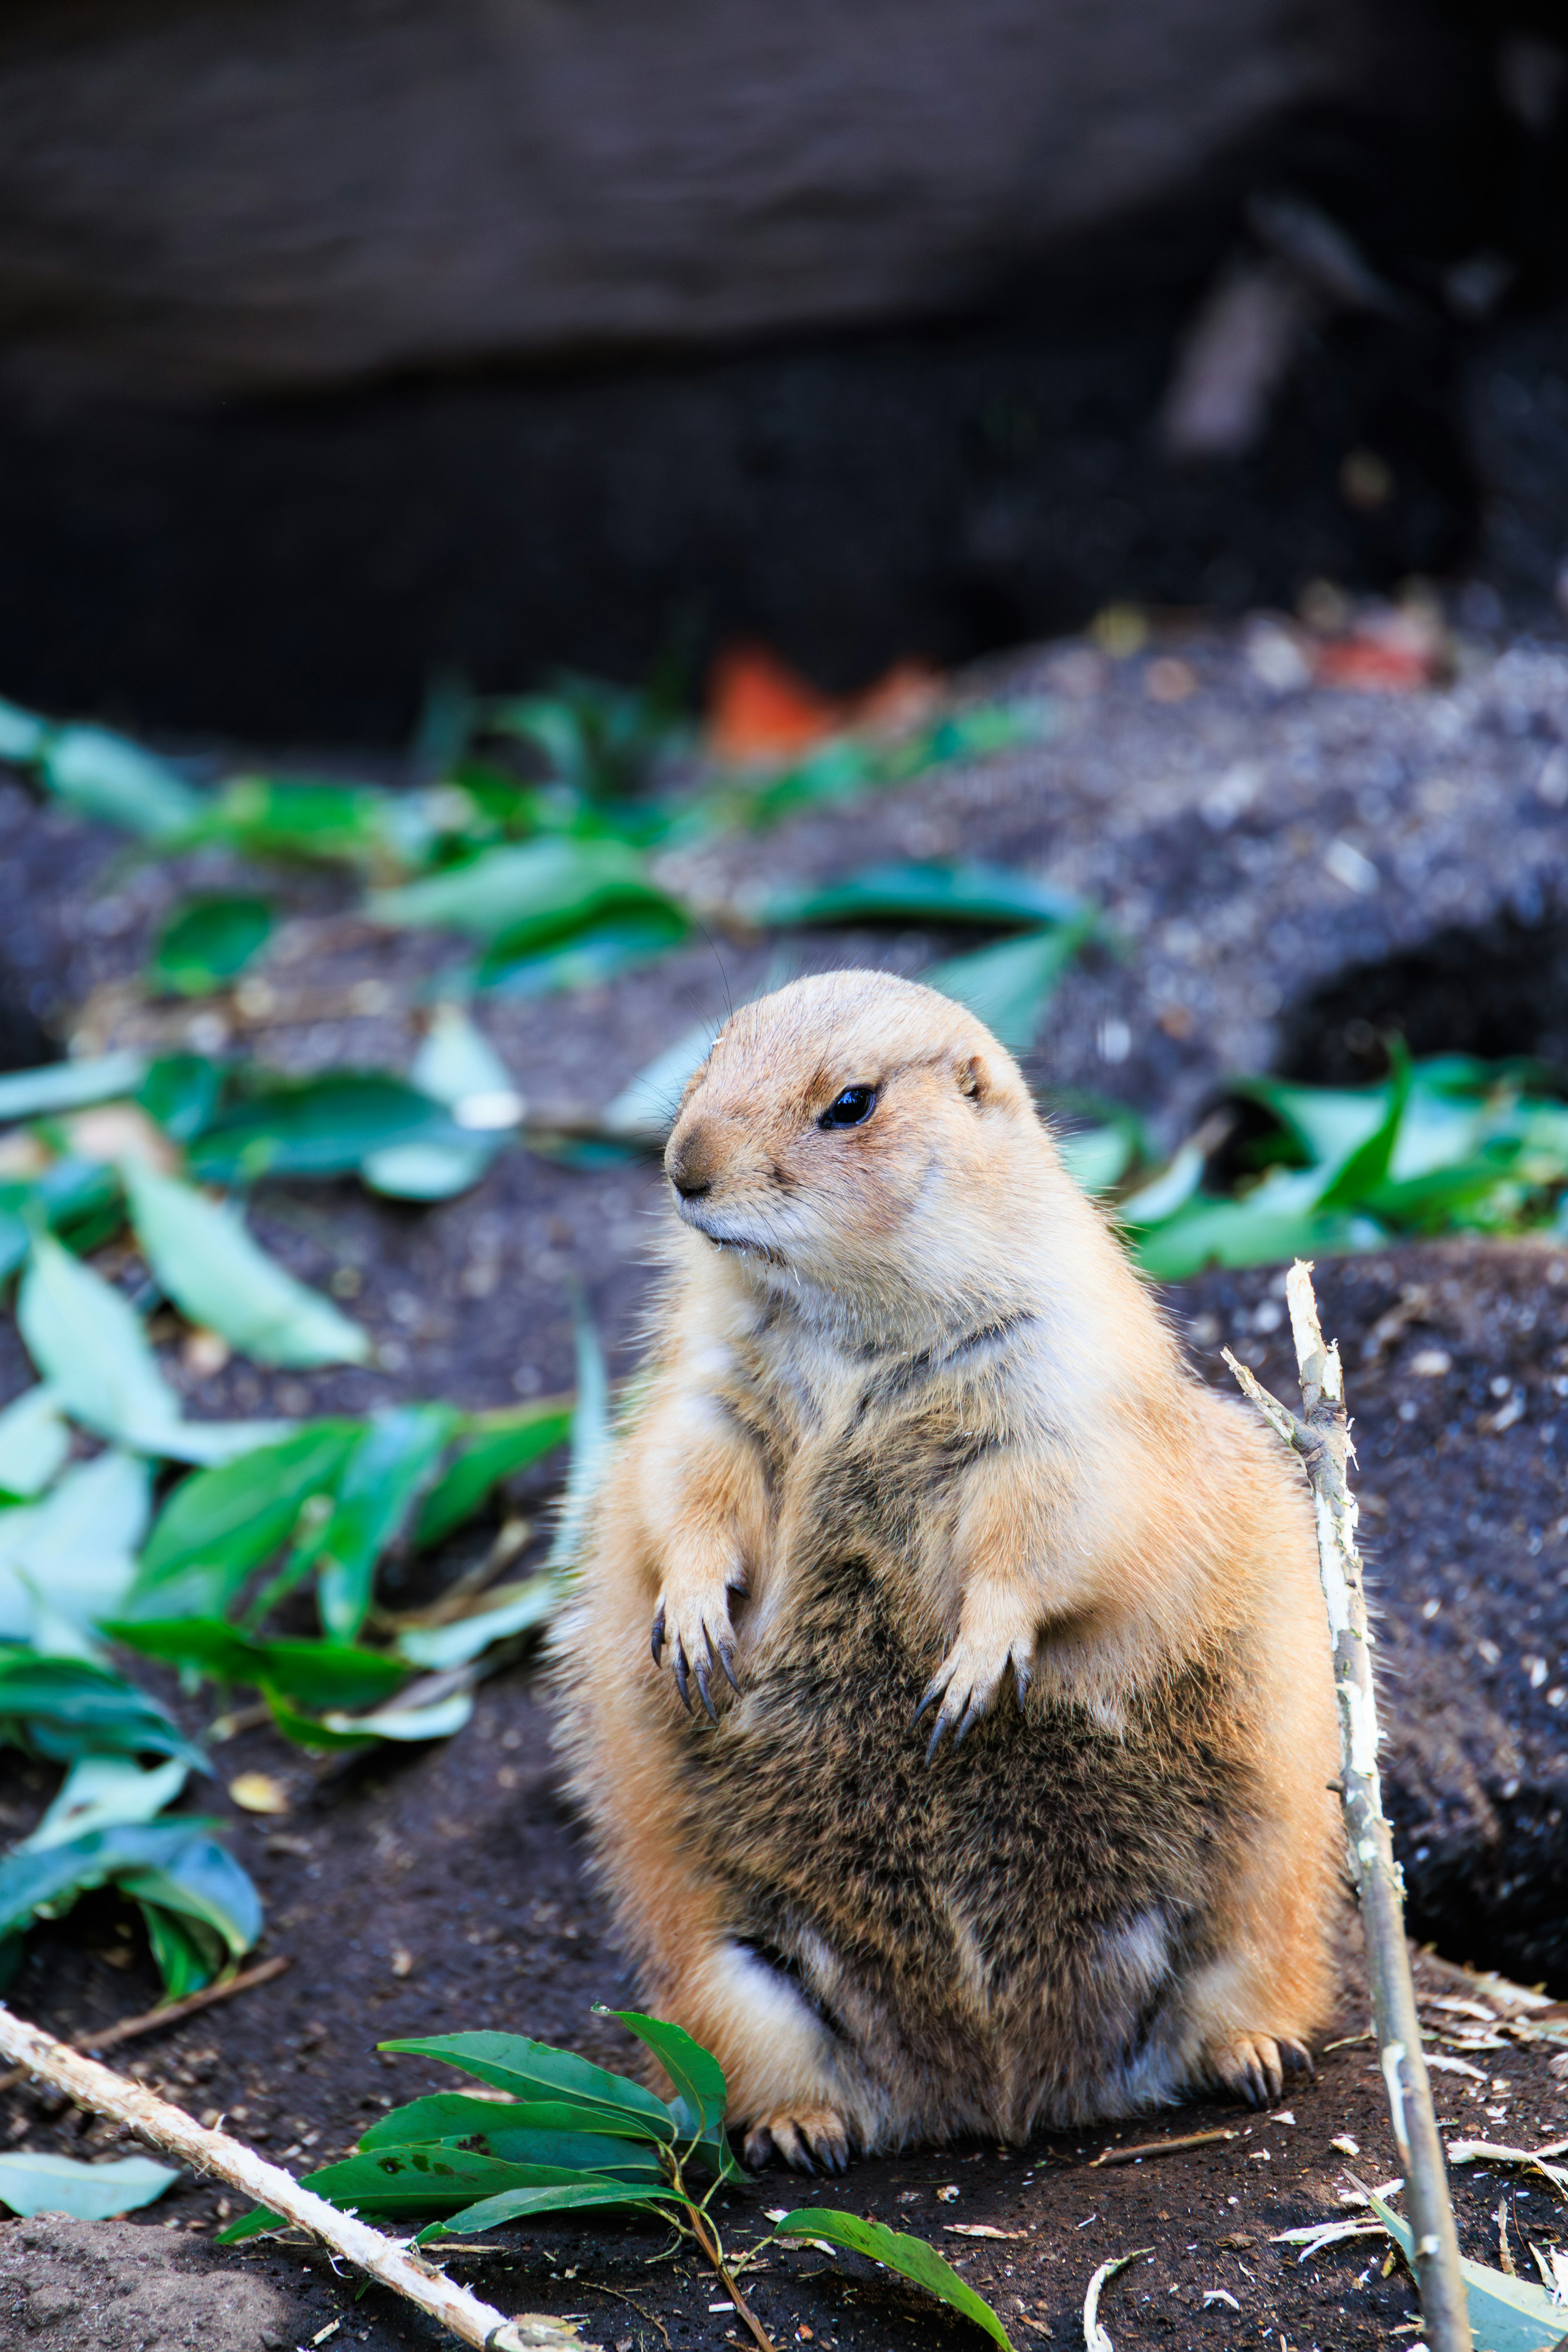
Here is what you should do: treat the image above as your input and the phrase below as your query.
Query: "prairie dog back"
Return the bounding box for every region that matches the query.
[553,970,1341,2165]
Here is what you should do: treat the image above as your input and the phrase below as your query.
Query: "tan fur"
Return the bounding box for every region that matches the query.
[552,971,1343,2167]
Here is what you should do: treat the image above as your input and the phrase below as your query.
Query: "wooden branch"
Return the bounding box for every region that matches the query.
[0,1954,291,2096]
[0,2002,594,2352]
[1224,1258,1468,2352]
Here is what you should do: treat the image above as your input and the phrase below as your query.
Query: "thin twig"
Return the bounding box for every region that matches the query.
[1224,1258,1468,2352]
[1090,2127,1239,2167]
[581,2281,673,2348]
[680,2196,776,2352]
[0,2002,592,2352]
[0,1955,292,2096]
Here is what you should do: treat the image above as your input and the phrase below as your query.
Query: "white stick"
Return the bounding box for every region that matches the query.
[0,2001,593,2352]
[1224,1258,1467,2352]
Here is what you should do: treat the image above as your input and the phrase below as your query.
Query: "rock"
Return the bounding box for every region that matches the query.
[0,0,1367,398]
[0,2214,449,2352]
[1175,1239,1568,1989]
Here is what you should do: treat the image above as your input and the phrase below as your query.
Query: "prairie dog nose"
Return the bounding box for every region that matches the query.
[666,1120,716,1200]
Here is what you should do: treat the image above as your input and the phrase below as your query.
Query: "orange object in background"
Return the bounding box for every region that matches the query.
[705,644,842,762]
[1309,603,1450,693]
[706,644,944,763]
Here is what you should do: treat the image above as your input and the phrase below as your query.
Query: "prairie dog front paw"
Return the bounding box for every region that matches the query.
[650,1560,748,1717]
[915,1623,1034,1760]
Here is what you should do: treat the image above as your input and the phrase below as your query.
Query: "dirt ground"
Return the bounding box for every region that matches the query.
[5,626,1568,2346]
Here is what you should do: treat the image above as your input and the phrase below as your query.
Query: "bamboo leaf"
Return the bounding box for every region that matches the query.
[314,1407,457,1639]
[0,2151,178,2221]
[124,1163,370,1368]
[149,896,273,997]
[377,2031,674,2138]
[17,1237,285,1464]
[772,2208,1015,2348]
[1370,2189,1568,2351]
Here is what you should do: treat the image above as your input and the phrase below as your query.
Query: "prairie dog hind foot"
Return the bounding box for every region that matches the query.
[1203,2031,1315,2109]
[742,2105,851,2173]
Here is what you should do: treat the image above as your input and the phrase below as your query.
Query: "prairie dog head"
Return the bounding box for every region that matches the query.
[663,969,1068,1336]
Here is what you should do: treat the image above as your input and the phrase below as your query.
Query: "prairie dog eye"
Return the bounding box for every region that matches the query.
[819,1084,877,1129]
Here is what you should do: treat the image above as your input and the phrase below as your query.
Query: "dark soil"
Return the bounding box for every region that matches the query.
[6,627,1568,2346]
[6,1236,1568,2352]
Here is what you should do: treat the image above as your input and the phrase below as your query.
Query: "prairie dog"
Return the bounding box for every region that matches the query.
[553,970,1341,2167]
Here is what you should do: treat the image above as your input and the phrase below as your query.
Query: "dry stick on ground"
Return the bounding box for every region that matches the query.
[1090,2126,1239,2167]
[0,2002,592,2352]
[0,1953,292,2096]
[1223,1258,1468,2352]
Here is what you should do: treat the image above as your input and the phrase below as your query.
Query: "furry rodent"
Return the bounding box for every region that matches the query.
[552,969,1342,2168]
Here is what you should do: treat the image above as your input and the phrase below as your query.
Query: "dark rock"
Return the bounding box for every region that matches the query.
[0,0,1373,398]
[1175,1239,1568,1991]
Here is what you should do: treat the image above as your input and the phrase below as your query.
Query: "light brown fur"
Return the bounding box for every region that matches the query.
[552,971,1343,2167]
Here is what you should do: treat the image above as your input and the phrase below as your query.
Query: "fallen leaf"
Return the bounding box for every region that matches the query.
[228,1773,291,1816]
[706,644,841,762]
[945,2224,1027,2239]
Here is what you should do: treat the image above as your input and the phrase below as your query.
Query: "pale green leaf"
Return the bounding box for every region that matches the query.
[123,1162,370,1368]
[1370,2189,1568,2352]
[17,1236,285,1464]
[0,1051,147,1123]
[0,1450,150,1654]
[0,1385,70,1498]
[21,1753,189,1852]
[0,2151,178,2221]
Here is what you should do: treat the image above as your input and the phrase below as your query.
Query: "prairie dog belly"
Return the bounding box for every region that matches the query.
[670,1531,1259,2137]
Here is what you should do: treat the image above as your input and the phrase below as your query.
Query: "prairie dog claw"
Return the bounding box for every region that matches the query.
[650,1577,743,1718]
[916,1629,1035,1760]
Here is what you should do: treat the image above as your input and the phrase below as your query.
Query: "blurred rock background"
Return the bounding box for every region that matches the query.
[0,0,1566,741]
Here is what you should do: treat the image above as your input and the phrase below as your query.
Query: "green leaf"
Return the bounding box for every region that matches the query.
[0,1051,148,1123]
[20,1753,189,1851]
[927,917,1094,1054]
[422,2176,680,2238]
[394,1578,557,1670]
[41,725,202,839]
[1369,2189,1568,2352]
[136,1055,224,1144]
[753,861,1092,934]
[358,2094,664,2173]
[138,1898,223,1998]
[0,2151,178,2221]
[213,2205,289,2244]
[368,838,673,945]
[186,1073,469,1185]
[106,1619,407,1714]
[413,1401,572,1550]
[362,1004,520,1198]
[603,2009,739,2180]
[0,1650,200,1766]
[0,695,47,763]
[475,902,690,996]
[318,1687,473,1744]
[299,2145,612,2218]
[17,1237,286,1465]
[543,1300,611,1582]
[125,1423,362,1622]
[199,776,399,869]
[1315,1042,1413,1210]
[314,1406,457,1640]
[0,1822,254,1949]
[123,1163,370,1369]
[1056,1123,1137,1196]
[0,1450,151,1657]
[116,1835,261,1960]
[773,2209,1015,2349]
[377,2031,675,2139]
[0,1385,70,1499]
[1127,1168,1383,1281]
[149,896,273,997]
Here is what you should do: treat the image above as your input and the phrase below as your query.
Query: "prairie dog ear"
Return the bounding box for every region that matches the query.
[955,1051,992,1106]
